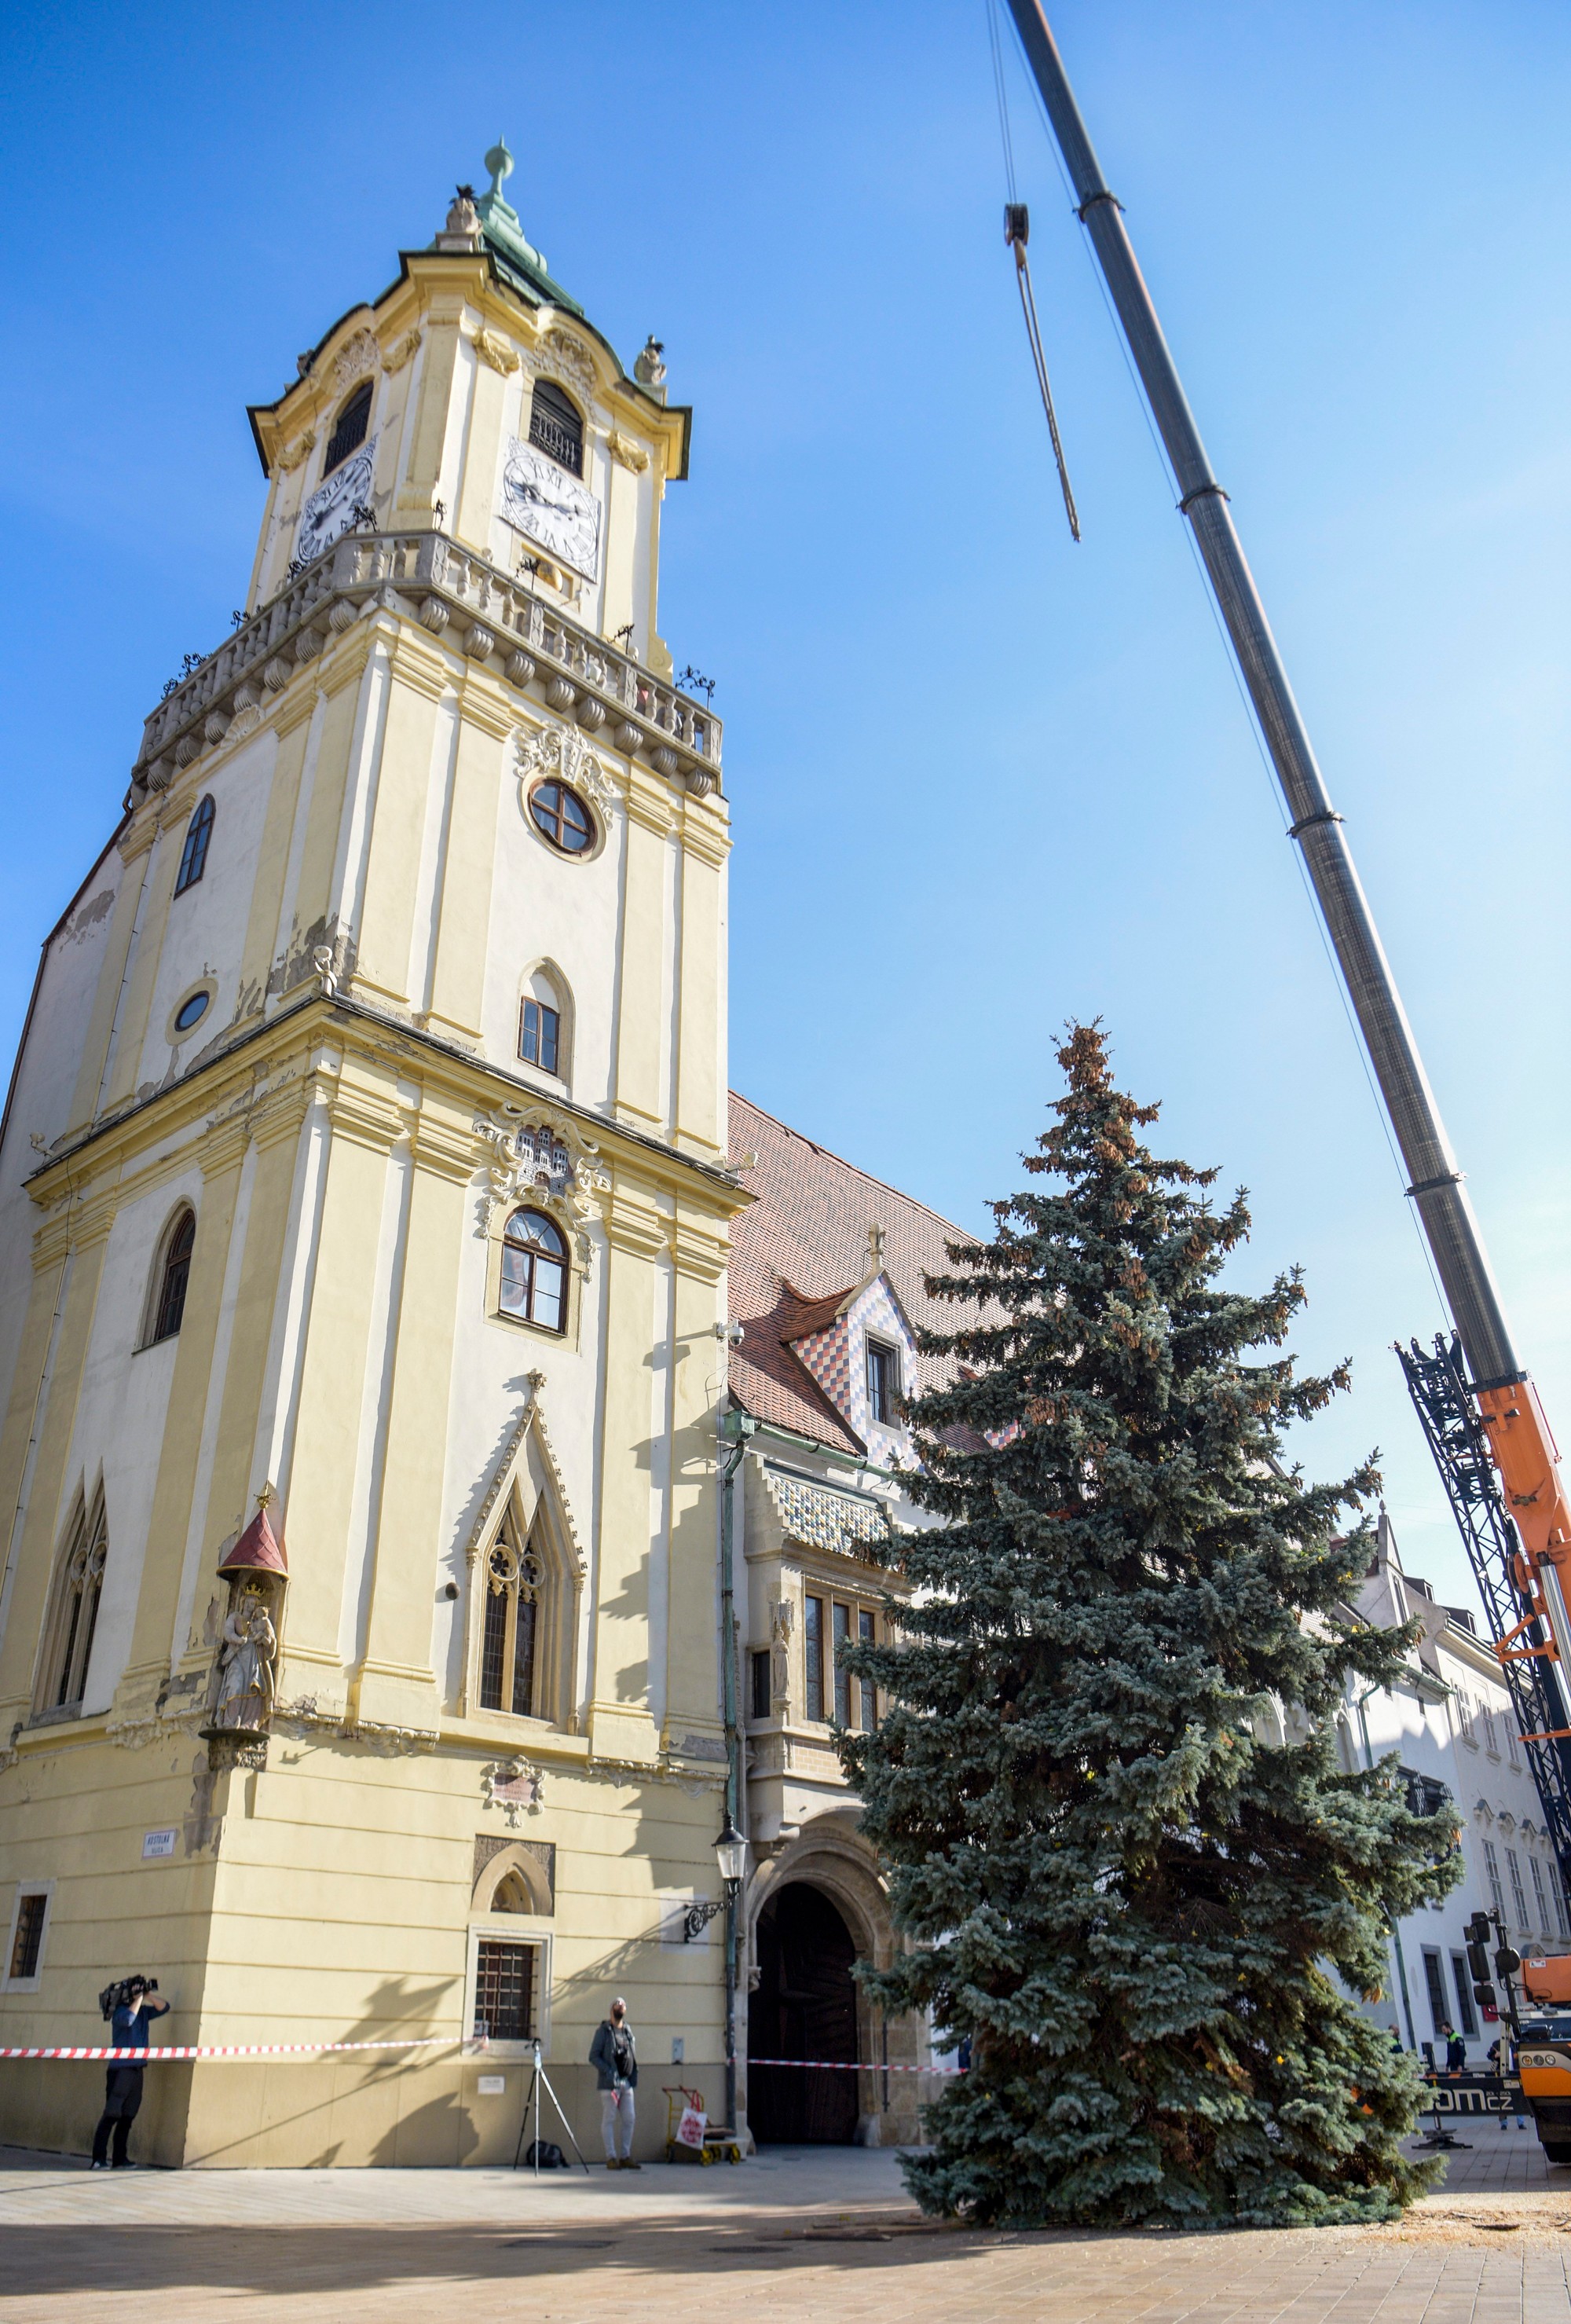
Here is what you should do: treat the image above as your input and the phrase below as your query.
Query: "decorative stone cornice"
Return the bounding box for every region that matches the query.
[130,532,720,805]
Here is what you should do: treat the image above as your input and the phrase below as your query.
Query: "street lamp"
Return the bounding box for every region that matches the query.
[715,1815,747,1894]
[682,1816,747,1941]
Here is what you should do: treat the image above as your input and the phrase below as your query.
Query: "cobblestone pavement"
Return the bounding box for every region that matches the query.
[1,2136,1566,2322]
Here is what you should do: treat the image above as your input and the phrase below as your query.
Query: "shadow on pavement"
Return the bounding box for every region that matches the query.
[0,2217,1009,2300]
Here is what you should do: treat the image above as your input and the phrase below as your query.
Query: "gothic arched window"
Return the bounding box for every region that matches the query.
[150,1209,196,1344]
[323,382,373,476]
[500,1210,567,1332]
[174,796,215,896]
[480,1518,540,1717]
[39,1491,108,1714]
[528,378,583,477]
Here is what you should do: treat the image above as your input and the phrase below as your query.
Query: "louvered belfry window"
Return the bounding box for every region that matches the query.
[323,383,372,475]
[528,378,583,476]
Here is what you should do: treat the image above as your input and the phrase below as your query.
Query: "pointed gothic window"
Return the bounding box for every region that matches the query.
[174,796,215,896]
[479,1516,541,1717]
[323,383,373,476]
[38,1492,108,1714]
[529,378,583,477]
[500,1209,568,1332]
[150,1208,196,1344]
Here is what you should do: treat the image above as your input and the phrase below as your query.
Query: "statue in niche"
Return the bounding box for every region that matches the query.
[213,1590,277,1731]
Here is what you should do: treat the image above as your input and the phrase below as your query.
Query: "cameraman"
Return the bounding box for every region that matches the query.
[90,1976,169,2171]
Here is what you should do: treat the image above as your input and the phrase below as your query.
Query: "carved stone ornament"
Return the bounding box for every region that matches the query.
[607,430,650,474]
[516,718,619,820]
[475,327,521,376]
[536,326,595,401]
[276,429,317,474]
[333,328,383,393]
[385,328,423,375]
[484,1755,544,1824]
[473,1109,610,1242]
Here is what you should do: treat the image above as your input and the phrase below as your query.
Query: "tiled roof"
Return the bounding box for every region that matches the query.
[727,1091,974,1453]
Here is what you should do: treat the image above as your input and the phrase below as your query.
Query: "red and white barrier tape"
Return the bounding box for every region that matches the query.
[747,2057,965,2075]
[0,2036,456,2063]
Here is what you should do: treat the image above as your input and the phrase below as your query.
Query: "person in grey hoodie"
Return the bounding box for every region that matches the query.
[589,1996,639,2168]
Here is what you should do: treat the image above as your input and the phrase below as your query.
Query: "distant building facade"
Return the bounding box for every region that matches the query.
[1346,1516,1570,2066]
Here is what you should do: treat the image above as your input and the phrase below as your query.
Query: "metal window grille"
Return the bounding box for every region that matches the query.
[174,796,214,896]
[323,383,372,476]
[8,1894,46,1981]
[528,379,583,477]
[804,1596,824,1722]
[474,1939,536,2043]
[1507,1846,1532,1934]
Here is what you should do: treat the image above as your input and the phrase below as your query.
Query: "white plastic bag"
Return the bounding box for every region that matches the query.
[675,2102,707,2150]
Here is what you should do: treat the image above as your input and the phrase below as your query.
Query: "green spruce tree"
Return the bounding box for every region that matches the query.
[841,1025,1457,2227]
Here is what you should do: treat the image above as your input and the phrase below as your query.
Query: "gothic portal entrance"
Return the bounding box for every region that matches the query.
[747,1881,860,2143]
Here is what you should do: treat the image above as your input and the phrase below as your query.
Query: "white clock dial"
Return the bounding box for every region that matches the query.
[295,436,379,567]
[499,438,602,581]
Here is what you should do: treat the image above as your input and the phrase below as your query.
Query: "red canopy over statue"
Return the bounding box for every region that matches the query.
[218,1499,287,1578]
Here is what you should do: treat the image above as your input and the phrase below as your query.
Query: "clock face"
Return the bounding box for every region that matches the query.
[296,436,379,567]
[500,438,602,581]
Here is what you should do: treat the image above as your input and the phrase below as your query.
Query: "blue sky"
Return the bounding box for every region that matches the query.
[2,1,1569,1607]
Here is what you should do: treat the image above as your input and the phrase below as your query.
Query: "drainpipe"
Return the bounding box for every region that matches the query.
[1355,1681,1418,2051]
[718,1409,756,2134]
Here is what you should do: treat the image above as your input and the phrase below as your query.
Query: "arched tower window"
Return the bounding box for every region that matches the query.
[519,965,571,1081]
[480,1514,541,1717]
[149,1209,196,1344]
[174,796,215,896]
[323,382,373,475]
[38,1490,108,1714]
[500,1209,567,1332]
[529,378,583,477]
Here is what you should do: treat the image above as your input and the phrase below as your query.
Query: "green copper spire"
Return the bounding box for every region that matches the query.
[475,139,548,275]
[463,137,584,318]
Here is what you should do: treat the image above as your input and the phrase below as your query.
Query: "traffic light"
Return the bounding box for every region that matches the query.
[1473,1980,1498,2011]
[1466,1936,1492,1984]
[1466,1911,1492,1945]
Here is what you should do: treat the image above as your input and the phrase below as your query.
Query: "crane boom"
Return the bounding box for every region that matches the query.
[1003,2,1571,1783]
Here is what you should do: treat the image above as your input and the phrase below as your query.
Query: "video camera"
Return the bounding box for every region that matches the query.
[98,1975,159,2022]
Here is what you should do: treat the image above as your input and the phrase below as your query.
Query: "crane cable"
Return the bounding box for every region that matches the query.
[989,0,1081,543]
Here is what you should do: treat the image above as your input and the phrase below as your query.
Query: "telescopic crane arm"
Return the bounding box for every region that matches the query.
[1001,1,1571,1756]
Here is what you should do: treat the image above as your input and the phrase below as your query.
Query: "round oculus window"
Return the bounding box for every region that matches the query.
[529,780,594,855]
[174,990,211,1033]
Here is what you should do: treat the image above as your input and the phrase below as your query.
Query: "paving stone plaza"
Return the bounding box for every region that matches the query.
[2,2133,1568,2322]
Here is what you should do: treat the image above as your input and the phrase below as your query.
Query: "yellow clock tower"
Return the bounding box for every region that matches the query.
[0,147,746,2167]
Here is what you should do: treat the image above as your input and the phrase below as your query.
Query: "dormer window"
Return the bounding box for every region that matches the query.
[866,1340,900,1426]
[323,383,373,476]
[529,378,583,477]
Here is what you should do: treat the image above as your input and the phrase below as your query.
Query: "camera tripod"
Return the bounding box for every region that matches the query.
[511,2039,591,2176]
